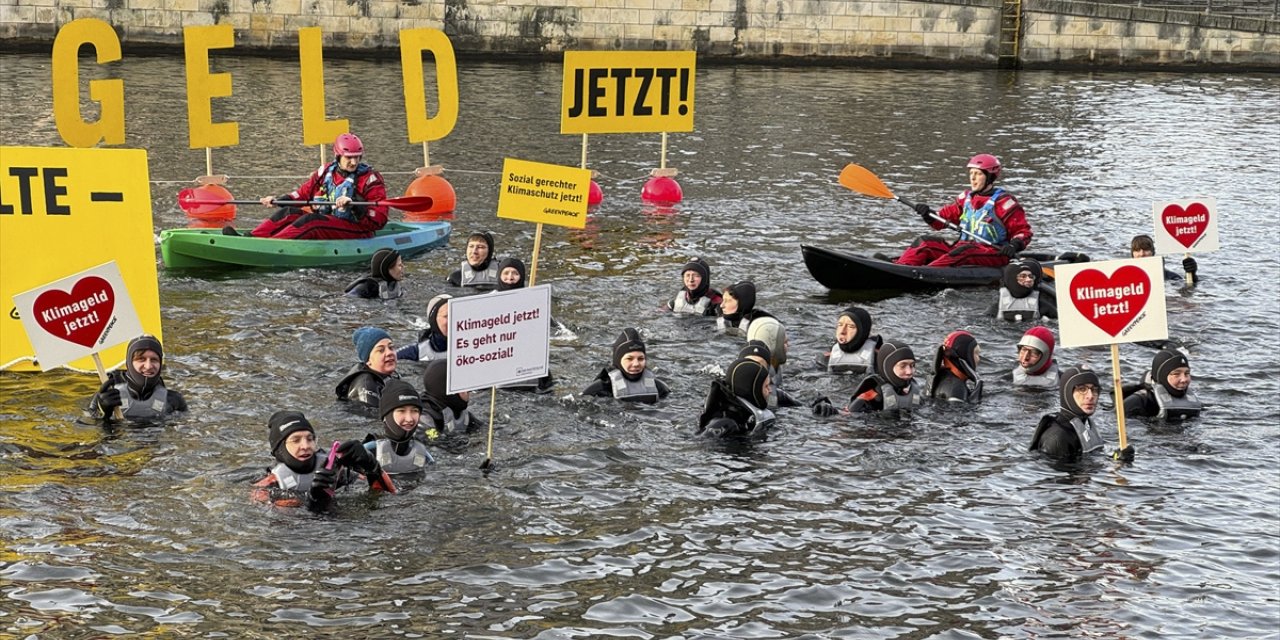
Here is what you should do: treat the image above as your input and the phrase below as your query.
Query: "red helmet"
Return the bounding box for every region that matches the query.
[334,133,364,157]
[966,153,1001,180]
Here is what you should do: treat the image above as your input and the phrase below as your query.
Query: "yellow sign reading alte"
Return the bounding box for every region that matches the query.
[496,158,591,229]
[561,51,696,135]
[1,146,162,372]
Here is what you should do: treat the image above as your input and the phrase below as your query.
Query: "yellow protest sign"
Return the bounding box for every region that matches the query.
[299,27,350,147]
[561,51,696,134]
[184,24,239,149]
[400,28,460,143]
[496,158,591,229]
[1,146,162,372]
[51,18,125,148]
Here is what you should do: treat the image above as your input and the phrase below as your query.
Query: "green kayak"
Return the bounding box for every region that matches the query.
[160,221,452,269]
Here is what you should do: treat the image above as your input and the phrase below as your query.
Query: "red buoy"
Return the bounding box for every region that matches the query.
[183,184,236,222]
[404,174,456,220]
[641,176,682,205]
[588,180,603,206]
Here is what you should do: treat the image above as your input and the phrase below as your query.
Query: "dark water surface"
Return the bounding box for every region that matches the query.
[2,54,1279,638]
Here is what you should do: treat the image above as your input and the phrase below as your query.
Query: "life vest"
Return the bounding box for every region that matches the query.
[717,315,751,336]
[928,373,982,404]
[459,261,500,288]
[672,292,712,315]
[959,187,1009,245]
[1068,415,1104,454]
[826,341,876,374]
[422,405,472,438]
[345,277,401,300]
[412,334,448,362]
[374,439,433,474]
[270,449,329,493]
[1013,365,1059,389]
[115,381,170,421]
[335,364,391,407]
[737,397,776,437]
[607,368,660,402]
[1151,385,1203,421]
[996,287,1040,321]
[316,162,369,221]
[880,379,922,411]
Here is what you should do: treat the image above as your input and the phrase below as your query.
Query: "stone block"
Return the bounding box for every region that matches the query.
[623,21,653,39]
[612,8,640,23]
[1164,10,1197,27]
[1233,17,1265,32]
[0,5,35,23]
[1129,7,1166,23]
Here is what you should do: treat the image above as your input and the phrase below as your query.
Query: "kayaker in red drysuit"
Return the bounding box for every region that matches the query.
[228,133,389,240]
[894,154,1033,268]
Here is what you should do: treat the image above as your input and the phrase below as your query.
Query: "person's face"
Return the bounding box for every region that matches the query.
[721,291,739,314]
[683,270,702,291]
[835,317,858,344]
[435,303,450,336]
[367,338,397,374]
[968,168,987,191]
[392,406,421,429]
[131,349,161,378]
[388,257,405,281]
[971,346,982,368]
[1073,384,1100,414]
[466,239,489,267]
[500,267,522,285]
[285,430,316,461]
[761,375,773,400]
[1132,247,1154,258]
[337,154,361,172]
[1018,345,1043,369]
[458,390,471,402]
[893,359,916,380]
[620,351,646,376]
[1166,366,1191,392]
[1016,270,1035,287]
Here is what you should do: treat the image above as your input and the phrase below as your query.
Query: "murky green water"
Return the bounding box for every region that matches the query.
[2,54,1278,638]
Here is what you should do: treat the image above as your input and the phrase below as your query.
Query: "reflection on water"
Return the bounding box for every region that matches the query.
[1,54,1278,637]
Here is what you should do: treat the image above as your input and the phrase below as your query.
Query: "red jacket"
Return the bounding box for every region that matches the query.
[933,188,1033,248]
[286,163,389,232]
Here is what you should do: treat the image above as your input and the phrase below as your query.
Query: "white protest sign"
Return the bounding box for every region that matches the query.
[447,285,551,393]
[1055,256,1168,348]
[11,261,144,371]
[1152,197,1220,254]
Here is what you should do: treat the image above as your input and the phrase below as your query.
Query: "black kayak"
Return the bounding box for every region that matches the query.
[801,245,1086,292]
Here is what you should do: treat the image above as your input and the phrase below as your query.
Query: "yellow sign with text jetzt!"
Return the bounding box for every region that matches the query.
[560,50,696,134]
[496,158,591,229]
[0,146,162,372]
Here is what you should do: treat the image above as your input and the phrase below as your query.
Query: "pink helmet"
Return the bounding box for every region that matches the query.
[334,133,364,157]
[966,153,1001,180]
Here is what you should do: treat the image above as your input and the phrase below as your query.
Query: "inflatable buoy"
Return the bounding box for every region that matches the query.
[404,174,456,220]
[183,184,236,222]
[641,176,682,205]
[588,180,603,206]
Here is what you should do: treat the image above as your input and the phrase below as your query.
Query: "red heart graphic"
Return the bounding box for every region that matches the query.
[1160,202,1209,249]
[1069,266,1151,337]
[32,276,116,348]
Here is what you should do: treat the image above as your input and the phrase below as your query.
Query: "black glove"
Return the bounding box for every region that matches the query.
[309,466,336,499]
[336,439,378,474]
[94,381,122,418]
[1000,237,1025,258]
[1182,256,1198,276]
[914,203,934,223]
[812,397,839,417]
[1112,445,1136,463]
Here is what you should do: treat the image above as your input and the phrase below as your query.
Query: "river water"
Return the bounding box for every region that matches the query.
[1,53,1278,638]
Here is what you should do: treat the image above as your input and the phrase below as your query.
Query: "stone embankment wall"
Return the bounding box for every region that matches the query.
[1,0,1276,69]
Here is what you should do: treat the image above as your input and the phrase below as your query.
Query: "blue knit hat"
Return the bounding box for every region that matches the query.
[353,326,391,362]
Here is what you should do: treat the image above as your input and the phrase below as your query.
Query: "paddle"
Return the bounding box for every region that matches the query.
[177,189,434,214]
[838,164,995,247]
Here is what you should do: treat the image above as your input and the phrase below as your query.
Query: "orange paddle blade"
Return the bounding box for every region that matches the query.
[838,164,896,200]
